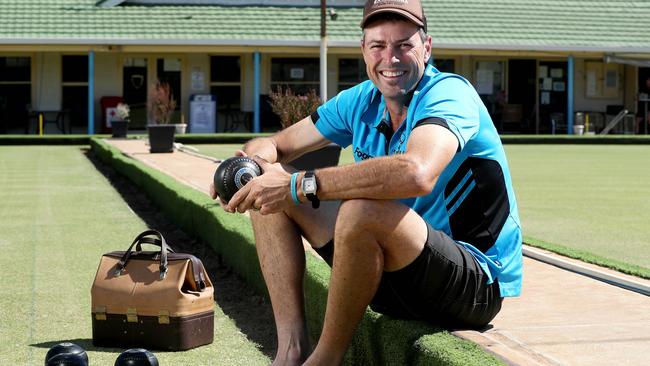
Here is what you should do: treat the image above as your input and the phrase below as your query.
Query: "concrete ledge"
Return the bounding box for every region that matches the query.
[90,137,504,366]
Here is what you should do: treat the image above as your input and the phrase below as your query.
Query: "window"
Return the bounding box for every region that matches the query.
[0,57,31,132]
[62,55,89,127]
[210,56,241,112]
[271,57,319,95]
[338,58,367,92]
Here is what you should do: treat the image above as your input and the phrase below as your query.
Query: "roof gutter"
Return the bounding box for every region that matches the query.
[2,37,650,55]
[604,54,650,68]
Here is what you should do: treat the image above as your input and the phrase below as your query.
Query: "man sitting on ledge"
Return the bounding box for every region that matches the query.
[210,1,522,365]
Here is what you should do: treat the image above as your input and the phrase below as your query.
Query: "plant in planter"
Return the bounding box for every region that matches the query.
[111,102,130,138]
[147,80,177,153]
[269,87,341,169]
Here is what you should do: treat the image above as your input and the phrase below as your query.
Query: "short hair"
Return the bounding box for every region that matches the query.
[362,12,427,43]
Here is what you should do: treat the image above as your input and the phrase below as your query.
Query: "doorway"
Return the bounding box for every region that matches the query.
[637,67,650,134]
[507,59,536,133]
[0,57,31,133]
[156,57,182,124]
[538,61,568,134]
[123,58,148,129]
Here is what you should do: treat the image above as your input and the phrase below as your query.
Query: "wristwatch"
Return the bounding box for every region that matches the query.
[301,170,320,209]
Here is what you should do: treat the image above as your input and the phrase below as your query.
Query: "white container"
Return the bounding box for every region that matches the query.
[573,125,585,135]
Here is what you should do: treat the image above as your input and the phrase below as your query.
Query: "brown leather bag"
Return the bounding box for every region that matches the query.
[91,230,214,351]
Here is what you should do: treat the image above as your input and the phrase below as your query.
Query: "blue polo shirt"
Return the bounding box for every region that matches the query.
[314,64,522,297]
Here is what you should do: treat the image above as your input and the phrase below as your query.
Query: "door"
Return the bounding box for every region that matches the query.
[0,57,31,133]
[123,57,148,129]
[156,57,182,124]
[507,59,536,134]
[538,61,568,134]
[474,60,506,130]
[638,67,650,134]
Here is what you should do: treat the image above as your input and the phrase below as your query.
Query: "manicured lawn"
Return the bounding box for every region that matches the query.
[192,143,650,277]
[0,146,270,365]
[505,144,650,277]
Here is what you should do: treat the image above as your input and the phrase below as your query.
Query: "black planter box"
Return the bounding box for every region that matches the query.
[111,121,128,138]
[147,125,176,153]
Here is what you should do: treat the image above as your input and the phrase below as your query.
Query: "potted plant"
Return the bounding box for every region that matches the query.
[269,87,341,169]
[147,79,177,153]
[111,102,130,138]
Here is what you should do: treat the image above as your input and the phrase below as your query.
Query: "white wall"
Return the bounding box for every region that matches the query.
[34,53,61,110]
[94,53,121,130]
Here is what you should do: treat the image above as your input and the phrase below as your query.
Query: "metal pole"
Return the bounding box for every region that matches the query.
[567,55,574,135]
[253,52,261,133]
[88,50,95,135]
[320,0,328,102]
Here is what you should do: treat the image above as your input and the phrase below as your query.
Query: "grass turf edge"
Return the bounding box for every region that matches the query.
[90,137,505,366]
[524,237,650,279]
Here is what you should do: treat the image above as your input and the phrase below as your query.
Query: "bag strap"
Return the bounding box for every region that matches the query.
[134,237,176,253]
[188,255,208,291]
[114,230,174,279]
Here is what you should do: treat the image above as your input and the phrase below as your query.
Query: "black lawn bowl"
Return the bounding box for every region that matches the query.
[213,156,262,203]
[44,342,88,366]
[114,348,159,366]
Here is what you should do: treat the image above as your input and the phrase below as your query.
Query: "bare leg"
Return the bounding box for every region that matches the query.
[304,199,428,366]
[250,200,339,366]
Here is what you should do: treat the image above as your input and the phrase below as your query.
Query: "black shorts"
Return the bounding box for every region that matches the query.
[314,224,502,329]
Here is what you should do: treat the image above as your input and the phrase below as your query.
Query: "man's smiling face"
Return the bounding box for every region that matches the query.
[362,19,431,102]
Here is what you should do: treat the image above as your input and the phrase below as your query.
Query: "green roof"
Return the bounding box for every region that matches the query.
[1,0,650,52]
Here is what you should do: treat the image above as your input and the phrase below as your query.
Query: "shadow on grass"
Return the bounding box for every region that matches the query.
[76,147,277,358]
[29,339,121,353]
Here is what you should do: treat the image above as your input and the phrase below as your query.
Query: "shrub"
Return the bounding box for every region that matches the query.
[269,87,322,129]
[147,79,177,124]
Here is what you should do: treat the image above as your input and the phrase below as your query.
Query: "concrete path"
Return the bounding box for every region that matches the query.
[105,138,650,366]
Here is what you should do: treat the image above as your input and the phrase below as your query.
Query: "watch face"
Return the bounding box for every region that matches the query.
[304,180,315,192]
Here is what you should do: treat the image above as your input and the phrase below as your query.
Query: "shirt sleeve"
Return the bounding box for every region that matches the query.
[314,84,370,148]
[411,75,481,151]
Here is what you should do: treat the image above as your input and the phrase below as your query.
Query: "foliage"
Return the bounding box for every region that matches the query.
[269,86,322,129]
[147,79,177,124]
[116,102,130,122]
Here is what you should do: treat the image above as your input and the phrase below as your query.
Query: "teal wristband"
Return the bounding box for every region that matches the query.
[290,172,300,205]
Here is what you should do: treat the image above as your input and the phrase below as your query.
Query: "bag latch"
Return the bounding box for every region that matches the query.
[126,308,138,323]
[94,306,107,321]
[158,310,170,324]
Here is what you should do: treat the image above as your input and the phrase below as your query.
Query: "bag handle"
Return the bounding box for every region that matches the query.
[114,230,174,279]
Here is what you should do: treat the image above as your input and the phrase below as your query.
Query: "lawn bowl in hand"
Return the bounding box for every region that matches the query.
[44,342,88,366]
[213,156,262,203]
[114,348,159,366]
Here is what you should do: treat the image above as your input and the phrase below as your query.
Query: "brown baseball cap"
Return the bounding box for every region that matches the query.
[361,0,427,32]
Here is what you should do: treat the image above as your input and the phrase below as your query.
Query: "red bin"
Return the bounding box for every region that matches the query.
[100,96,124,133]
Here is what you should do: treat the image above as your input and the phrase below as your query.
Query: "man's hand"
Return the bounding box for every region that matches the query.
[209,149,247,207]
[225,156,295,215]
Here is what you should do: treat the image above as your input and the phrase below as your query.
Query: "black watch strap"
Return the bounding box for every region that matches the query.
[304,171,320,209]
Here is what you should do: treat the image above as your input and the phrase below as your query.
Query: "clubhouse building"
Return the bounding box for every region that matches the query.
[1,0,650,135]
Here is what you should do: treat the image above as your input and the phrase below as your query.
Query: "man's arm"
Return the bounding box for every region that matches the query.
[300,124,458,201]
[227,123,457,214]
[242,116,332,164]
